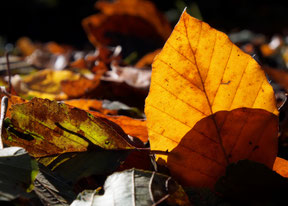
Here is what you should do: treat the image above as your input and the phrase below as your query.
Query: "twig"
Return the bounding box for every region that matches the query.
[5,52,12,93]
[131,147,169,156]
[0,96,8,149]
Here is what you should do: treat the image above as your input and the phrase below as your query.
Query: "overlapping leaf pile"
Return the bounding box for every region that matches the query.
[2,0,288,205]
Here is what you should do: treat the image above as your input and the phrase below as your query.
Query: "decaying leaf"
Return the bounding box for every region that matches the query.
[64,99,117,115]
[263,66,288,91]
[38,150,130,183]
[215,160,288,205]
[145,11,278,186]
[273,157,288,178]
[0,147,39,201]
[3,98,135,157]
[70,169,190,206]
[167,108,278,187]
[16,37,38,57]
[102,63,151,89]
[135,49,161,68]
[88,110,148,143]
[34,170,74,206]
[0,91,27,118]
[12,69,81,100]
[82,0,171,56]
[61,74,102,99]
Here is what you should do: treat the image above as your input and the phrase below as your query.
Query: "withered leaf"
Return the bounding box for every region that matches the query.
[167,108,278,187]
[82,0,171,56]
[3,98,135,157]
[70,169,190,206]
[145,11,278,187]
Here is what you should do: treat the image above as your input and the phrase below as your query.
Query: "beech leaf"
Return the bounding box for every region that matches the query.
[70,169,190,206]
[145,10,278,187]
[3,98,134,157]
[167,108,278,187]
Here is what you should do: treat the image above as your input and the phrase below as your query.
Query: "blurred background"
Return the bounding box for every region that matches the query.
[1,0,288,49]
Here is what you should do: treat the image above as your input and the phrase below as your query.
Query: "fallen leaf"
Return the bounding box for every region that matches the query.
[273,157,288,178]
[64,99,117,115]
[16,37,38,56]
[70,58,87,69]
[82,0,171,56]
[145,11,278,186]
[3,98,135,157]
[262,66,288,91]
[45,42,71,55]
[215,160,288,205]
[38,150,130,182]
[70,169,191,206]
[135,49,161,68]
[0,91,27,118]
[12,69,81,100]
[34,169,74,206]
[102,62,151,89]
[61,73,103,99]
[88,110,148,143]
[0,147,39,201]
[167,108,278,187]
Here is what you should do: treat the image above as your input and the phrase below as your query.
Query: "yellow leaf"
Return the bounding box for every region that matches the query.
[13,69,81,100]
[145,11,278,186]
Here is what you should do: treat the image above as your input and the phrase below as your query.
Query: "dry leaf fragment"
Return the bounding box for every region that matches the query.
[145,11,278,187]
[16,37,38,56]
[135,49,161,68]
[64,99,117,115]
[12,69,81,100]
[82,0,171,51]
[167,108,278,187]
[88,110,148,143]
[273,157,288,178]
[262,66,288,91]
[61,74,103,99]
[0,92,27,118]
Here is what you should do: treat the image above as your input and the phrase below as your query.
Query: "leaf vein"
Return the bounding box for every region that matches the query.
[152,81,208,116]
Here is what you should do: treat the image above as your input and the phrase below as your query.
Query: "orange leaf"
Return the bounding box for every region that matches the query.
[82,0,171,47]
[135,49,161,68]
[262,66,288,91]
[167,108,278,187]
[64,99,117,115]
[88,110,148,143]
[0,92,27,118]
[16,37,37,56]
[62,99,148,142]
[145,11,278,187]
[273,157,288,178]
[61,73,103,99]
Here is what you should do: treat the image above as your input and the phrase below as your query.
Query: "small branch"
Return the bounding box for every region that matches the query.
[132,147,169,156]
[5,52,12,93]
[0,96,8,149]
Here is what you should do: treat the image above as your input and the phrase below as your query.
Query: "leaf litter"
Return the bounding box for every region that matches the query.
[1,0,288,205]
